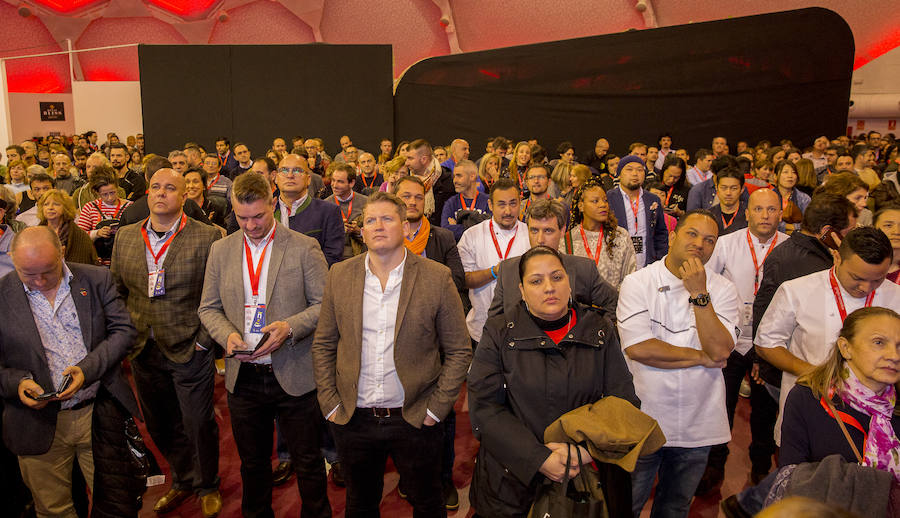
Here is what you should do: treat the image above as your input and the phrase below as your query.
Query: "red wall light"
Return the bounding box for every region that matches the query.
[28,0,107,15]
[144,0,222,20]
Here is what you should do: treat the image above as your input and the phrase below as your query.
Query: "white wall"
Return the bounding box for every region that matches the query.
[72,81,143,143]
[7,92,75,144]
[847,119,898,137]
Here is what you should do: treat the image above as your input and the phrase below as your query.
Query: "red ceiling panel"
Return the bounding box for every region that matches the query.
[0,2,69,92]
[145,0,220,19]
[209,0,315,44]
[76,17,188,80]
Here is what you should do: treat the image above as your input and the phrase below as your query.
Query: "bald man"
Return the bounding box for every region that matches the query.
[440,138,470,171]
[0,227,140,517]
[701,188,787,490]
[110,169,224,517]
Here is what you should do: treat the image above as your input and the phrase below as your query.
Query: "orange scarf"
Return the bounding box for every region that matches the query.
[404,218,430,256]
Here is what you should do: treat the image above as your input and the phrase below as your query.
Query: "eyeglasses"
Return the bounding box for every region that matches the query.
[278,167,307,177]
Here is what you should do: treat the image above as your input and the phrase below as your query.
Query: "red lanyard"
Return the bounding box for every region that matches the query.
[819,393,868,448]
[334,194,353,222]
[626,192,641,232]
[721,210,738,229]
[460,194,476,210]
[140,214,187,268]
[96,199,123,219]
[782,194,790,210]
[209,173,221,189]
[580,226,604,265]
[665,186,674,206]
[360,173,375,189]
[747,230,778,295]
[489,220,518,260]
[829,267,875,322]
[244,232,273,299]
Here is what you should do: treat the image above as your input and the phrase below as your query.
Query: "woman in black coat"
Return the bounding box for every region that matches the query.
[468,246,639,518]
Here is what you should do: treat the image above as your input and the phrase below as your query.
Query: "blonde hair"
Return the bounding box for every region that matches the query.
[381,155,407,183]
[794,158,818,190]
[551,161,572,191]
[508,141,532,186]
[798,306,900,415]
[37,189,77,224]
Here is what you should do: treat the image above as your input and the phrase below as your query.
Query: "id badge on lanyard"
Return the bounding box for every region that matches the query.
[148,270,166,297]
[245,299,267,334]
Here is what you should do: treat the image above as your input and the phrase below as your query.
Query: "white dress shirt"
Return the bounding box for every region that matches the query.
[617,257,740,447]
[357,251,407,409]
[241,223,276,364]
[755,268,900,443]
[458,218,530,341]
[707,229,788,354]
[143,214,184,271]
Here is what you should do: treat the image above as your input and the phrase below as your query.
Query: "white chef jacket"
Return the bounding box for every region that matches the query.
[755,268,900,443]
[707,229,788,354]
[458,218,530,342]
[617,257,740,447]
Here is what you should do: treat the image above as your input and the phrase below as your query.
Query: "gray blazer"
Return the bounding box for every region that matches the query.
[488,253,618,319]
[198,223,328,396]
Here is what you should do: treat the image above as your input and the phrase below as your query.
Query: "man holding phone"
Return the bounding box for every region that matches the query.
[0,227,140,517]
[199,172,332,518]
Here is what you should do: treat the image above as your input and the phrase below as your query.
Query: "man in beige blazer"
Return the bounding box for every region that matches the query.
[312,191,472,518]
[198,173,331,518]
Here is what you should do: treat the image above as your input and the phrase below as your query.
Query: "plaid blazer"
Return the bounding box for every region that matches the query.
[111,216,220,363]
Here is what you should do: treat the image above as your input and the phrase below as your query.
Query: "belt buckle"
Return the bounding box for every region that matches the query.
[372,407,390,418]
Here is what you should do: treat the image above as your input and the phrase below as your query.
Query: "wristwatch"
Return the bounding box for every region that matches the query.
[689,293,710,307]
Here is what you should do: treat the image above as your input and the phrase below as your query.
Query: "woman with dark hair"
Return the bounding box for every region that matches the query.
[184,168,227,228]
[874,206,900,285]
[562,180,636,289]
[657,155,689,217]
[468,245,639,517]
[551,141,575,169]
[774,160,811,233]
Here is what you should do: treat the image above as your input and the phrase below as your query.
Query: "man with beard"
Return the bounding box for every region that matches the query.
[50,153,83,195]
[405,139,455,227]
[108,143,145,201]
[607,156,668,269]
[441,160,491,241]
[353,153,383,195]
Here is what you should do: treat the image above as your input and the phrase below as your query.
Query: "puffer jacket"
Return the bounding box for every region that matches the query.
[468,302,638,518]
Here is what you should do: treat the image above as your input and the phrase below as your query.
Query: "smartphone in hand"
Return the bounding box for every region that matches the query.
[227,332,270,357]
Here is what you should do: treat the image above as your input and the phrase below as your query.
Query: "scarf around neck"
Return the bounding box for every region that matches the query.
[404,218,430,256]
[840,366,900,480]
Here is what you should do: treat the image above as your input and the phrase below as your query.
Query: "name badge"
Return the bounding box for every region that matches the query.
[148,270,165,297]
[741,302,753,327]
[631,236,644,254]
[245,304,266,334]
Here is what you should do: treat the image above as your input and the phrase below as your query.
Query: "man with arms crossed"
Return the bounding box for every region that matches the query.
[313,192,472,517]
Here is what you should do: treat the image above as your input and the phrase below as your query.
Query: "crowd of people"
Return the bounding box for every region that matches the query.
[0,127,898,518]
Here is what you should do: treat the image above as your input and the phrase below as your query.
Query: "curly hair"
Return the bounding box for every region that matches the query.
[569,180,619,258]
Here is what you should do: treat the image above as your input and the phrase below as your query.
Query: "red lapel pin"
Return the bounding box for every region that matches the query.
[80,289,87,297]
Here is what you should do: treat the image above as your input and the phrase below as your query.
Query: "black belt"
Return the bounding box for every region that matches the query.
[62,399,93,411]
[241,363,274,375]
[359,407,403,418]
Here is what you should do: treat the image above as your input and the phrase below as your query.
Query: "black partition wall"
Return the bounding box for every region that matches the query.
[139,44,393,157]
[394,7,854,155]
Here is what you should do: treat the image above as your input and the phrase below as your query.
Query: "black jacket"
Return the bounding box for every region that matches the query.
[423,225,465,292]
[752,231,833,385]
[428,167,456,228]
[468,302,638,517]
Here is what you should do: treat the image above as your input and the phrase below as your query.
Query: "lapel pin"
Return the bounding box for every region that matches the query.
[80,289,87,297]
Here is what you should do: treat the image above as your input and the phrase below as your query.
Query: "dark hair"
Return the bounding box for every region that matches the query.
[526,199,566,231]
[673,209,717,233]
[658,133,672,144]
[184,167,209,187]
[215,136,230,147]
[556,141,574,157]
[332,162,357,183]
[735,156,752,176]
[232,171,271,204]
[813,172,869,198]
[6,144,25,156]
[489,177,520,200]
[89,165,117,192]
[84,131,96,139]
[491,136,510,151]
[874,204,900,226]
[850,144,870,162]
[253,157,276,173]
[716,166,745,188]
[839,226,893,265]
[711,155,737,174]
[802,194,856,234]
[108,142,128,154]
[569,180,619,257]
[408,139,432,156]
[694,148,713,163]
[143,155,173,182]
[29,172,55,187]
[204,153,221,165]
[518,245,565,282]
[72,147,87,159]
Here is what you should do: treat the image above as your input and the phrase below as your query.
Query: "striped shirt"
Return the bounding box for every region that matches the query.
[75,199,131,234]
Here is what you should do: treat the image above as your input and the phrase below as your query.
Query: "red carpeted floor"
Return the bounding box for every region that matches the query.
[136,373,757,518]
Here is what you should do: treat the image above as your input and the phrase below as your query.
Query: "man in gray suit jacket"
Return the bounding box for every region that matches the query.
[199,173,331,518]
[489,199,618,319]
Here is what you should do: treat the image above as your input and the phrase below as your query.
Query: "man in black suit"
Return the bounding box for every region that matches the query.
[0,227,140,518]
[489,199,618,319]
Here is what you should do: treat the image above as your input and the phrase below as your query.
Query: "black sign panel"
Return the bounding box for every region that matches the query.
[39,102,65,121]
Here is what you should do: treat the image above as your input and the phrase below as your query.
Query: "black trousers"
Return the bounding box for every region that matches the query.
[91,387,146,518]
[227,364,330,518]
[708,350,779,474]
[131,340,219,494]
[332,409,445,518]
